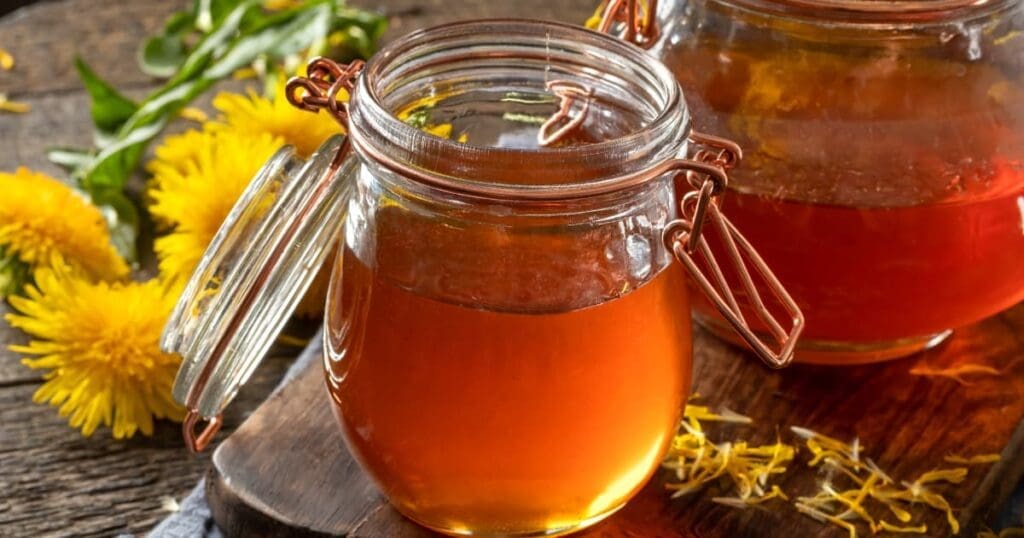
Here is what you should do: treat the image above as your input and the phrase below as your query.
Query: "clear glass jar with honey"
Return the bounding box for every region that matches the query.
[163,19,801,537]
[600,0,1024,363]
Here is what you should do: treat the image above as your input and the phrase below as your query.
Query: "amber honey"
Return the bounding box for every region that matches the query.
[718,183,1024,344]
[662,19,1024,360]
[325,245,691,535]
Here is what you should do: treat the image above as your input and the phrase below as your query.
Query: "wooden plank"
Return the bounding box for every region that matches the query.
[0,0,181,96]
[0,303,34,386]
[206,306,1024,537]
[0,351,294,536]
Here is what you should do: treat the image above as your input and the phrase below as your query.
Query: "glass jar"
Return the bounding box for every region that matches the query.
[607,0,1024,363]
[164,20,801,538]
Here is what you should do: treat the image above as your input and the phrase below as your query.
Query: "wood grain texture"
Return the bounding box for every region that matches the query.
[0,350,294,536]
[0,0,180,96]
[208,306,1024,537]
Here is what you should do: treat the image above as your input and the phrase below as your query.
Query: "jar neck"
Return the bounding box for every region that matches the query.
[347,19,689,202]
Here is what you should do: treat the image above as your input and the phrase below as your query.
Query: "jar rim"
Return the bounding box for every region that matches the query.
[348,19,691,200]
[715,0,1015,23]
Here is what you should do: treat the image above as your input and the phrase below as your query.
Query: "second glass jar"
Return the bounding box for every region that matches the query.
[647,0,1024,362]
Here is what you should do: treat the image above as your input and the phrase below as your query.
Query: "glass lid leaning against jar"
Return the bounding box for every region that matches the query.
[596,0,1024,363]
[161,19,803,538]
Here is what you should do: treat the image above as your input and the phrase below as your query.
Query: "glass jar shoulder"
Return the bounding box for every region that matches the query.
[339,162,682,315]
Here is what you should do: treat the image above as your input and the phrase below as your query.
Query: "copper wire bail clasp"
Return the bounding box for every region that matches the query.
[665,132,805,368]
[285,57,365,129]
[596,0,659,49]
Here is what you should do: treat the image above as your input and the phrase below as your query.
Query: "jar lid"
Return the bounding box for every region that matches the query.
[162,134,354,451]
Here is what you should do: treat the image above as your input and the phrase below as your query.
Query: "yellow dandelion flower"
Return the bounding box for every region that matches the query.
[148,130,211,180]
[148,130,283,284]
[209,83,342,157]
[0,168,129,285]
[6,263,183,438]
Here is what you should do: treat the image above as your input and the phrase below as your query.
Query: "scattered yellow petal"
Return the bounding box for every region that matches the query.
[878,521,926,534]
[914,468,968,486]
[792,427,964,537]
[179,106,209,123]
[0,93,30,114]
[664,405,794,506]
[995,30,1022,46]
[160,496,181,513]
[794,503,857,538]
[944,454,1001,465]
[0,48,13,70]
[686,405,753,424]
[233,67,258,80]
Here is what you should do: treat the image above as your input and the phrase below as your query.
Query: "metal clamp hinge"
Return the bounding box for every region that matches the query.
[666,132,805,368]
[596,0,660,49]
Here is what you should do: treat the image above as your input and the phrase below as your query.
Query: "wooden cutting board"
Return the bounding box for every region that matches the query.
[204,305,1024,537]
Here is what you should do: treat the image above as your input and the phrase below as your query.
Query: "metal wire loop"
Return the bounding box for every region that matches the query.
[597,0,660,49]
[285,57,366,128]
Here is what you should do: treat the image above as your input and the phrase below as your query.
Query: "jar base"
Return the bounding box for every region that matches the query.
[694,313,953,365]
[395,501,626,537]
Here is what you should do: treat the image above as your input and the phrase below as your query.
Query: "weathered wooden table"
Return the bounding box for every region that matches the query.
[1,1,1022,537]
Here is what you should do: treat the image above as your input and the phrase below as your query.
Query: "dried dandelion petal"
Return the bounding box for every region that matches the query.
[791,427,967,537]
[663,404,794,507]
[795,503,857,538]
[233,67,258,80]
[944,453,1000,465]
[0,93,29,114]
[685,404,754,424]
[179,106,209,123]
[877,521,927,534]
[0,49,13,70]
[712,486,788,508]
[891,481,961,535]
[914,468,969,485]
